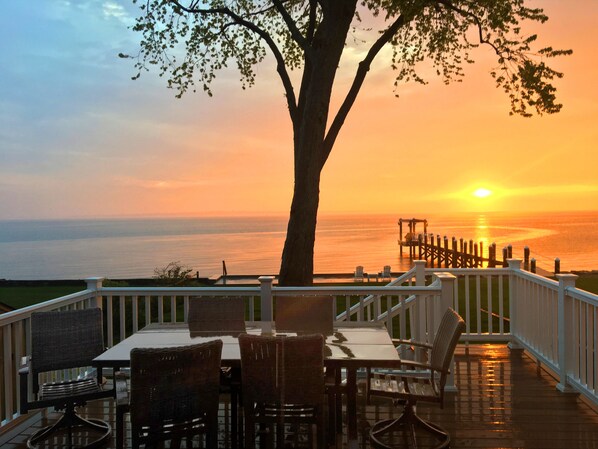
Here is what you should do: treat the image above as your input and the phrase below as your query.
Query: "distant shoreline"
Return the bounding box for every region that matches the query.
[2,269,597,285]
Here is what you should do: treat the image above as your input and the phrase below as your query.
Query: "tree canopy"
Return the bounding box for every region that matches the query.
[124,0,570,285]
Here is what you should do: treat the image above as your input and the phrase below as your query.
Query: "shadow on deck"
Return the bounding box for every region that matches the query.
[3,344,598,448]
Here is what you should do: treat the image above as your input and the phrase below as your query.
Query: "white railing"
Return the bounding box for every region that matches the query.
[506,260,598,406]
[99,274,447,346]
[560,284,598,401]
[426,265,512,341]
[428,260,598,409]
[1,261,597,429]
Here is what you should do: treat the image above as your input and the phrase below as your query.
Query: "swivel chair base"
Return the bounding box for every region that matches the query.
[370,403,449,449]
[28,404,111,449]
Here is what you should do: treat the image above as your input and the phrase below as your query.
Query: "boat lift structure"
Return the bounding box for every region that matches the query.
[398,218,428,258]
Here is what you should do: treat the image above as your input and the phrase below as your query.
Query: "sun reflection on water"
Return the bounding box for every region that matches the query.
[474,215,491,258]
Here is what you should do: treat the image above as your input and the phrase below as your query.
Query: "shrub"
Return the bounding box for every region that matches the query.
[153,261,194,286]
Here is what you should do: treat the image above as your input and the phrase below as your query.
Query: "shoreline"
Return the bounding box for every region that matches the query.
[2,269,597,285]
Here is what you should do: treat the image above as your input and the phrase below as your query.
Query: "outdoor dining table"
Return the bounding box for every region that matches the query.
[93,321,400,447]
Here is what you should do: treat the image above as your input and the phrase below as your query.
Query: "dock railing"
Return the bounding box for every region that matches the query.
[1,261,597,430]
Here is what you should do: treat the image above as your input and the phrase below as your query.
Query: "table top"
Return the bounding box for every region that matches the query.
[93,322,400,369]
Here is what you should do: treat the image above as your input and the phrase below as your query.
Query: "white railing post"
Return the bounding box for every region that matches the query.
[436,273,458,392]
[85,277,105,309]
[507,260,523,350]
[556,273,578,393]
[414,260,426,286]
[258,276,275,332]
[436,272,456,312]
[414,260,427,343]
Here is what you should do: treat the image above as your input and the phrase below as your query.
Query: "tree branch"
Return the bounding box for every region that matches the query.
[271,0,309,51]
[171,0,299,122]
[296,1,318,125]
[321,13,408,166]
[436,0,505,57]
[306,0,317,43]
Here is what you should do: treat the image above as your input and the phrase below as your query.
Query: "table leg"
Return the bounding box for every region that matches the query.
[346,367,357,441]
[335,368,342,434]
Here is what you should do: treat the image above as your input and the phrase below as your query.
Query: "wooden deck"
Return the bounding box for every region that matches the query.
[3,344,598,448]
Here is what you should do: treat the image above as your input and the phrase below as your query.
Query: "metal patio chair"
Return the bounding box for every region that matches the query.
[368,307,465,449]
[19,308,113,449]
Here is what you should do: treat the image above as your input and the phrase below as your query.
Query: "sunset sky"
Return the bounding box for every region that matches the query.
[1,1,596,220]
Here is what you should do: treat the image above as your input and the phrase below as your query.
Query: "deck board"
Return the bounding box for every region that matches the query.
[4,344,598,448]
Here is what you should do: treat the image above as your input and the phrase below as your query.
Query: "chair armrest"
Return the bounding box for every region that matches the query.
[18,356,30,375]
[19,357,31,414]
[398,359,431,370]
[324,369,345,393]
[391,339,433,350]
[115,373,129,407]
[400,360,449,377]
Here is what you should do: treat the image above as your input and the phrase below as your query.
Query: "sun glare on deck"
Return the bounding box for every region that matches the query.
[473,188,492,198]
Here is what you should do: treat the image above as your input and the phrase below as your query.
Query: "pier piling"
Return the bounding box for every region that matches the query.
[398,221,563,272]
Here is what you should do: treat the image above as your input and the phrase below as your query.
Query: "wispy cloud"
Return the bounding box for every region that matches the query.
[116,176,216,190]
[0,172,57,188]
[438,184,598,201]
[503,184,598,197]
[102,2,132,24]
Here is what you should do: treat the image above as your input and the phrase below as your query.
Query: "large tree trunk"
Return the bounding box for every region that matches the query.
[278,157,321,286]
[278,1,357,286]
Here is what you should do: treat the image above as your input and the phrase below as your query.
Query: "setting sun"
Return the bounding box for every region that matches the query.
[473,188,493,199]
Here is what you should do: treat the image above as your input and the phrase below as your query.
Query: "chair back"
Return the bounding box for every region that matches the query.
[129,340,223,429]
[188,296,246,336]
[31,308,105,376]
[354,266,364,280]
[275,296,334,335]
[430,308,465,385]
[239,334,325,405]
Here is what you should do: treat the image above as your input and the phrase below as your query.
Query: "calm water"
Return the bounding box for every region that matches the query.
[0,211,596,280]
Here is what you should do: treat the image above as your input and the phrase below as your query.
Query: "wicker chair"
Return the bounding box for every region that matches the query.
[239,333,327,449]
[368,308,465,449]
[19,308,113,449]
[115,340,223,449]
[275,295,340,444]
[188,296,245,447]
[188,296,246,337]
[275,295,334,336]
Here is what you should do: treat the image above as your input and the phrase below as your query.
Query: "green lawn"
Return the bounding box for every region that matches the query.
[0,285,86,310]
[574,272,598,295]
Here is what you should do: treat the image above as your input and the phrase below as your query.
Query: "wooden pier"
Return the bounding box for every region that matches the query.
[398,218,502,268]
[399,219,560,274]
[417,233,506,268]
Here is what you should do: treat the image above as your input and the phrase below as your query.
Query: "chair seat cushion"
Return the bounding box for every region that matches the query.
[255,402,319,421]
[369,374,438,399]
[40,377,101,401]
